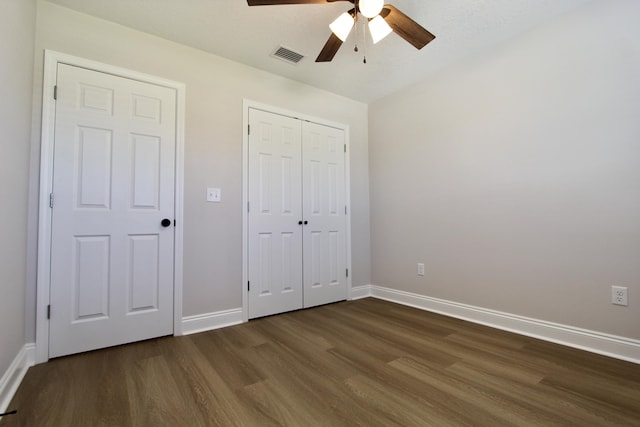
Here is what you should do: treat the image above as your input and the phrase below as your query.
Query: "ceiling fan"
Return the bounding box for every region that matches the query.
[247,0,436,63]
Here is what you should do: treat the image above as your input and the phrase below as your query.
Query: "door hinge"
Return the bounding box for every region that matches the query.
[53,85,57,100]
[345,205,347,215]
[248,281,250,291]
[344,144,346,153]
[49,193,54,208]
[47,305,51,319]
[247,202,250,213]
[346,269,349,278]
[248,124,250,135]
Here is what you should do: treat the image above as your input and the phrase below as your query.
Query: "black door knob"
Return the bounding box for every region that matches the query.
[161,218,172,228]
[304,220,308,225]
[298,221,303,225]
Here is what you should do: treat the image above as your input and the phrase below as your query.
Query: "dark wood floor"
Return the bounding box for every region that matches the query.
[2,298,640,426]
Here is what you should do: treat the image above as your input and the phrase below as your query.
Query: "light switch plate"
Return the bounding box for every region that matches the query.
[206,188,221,202]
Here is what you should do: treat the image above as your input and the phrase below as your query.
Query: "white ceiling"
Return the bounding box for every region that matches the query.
[45,0,592,103]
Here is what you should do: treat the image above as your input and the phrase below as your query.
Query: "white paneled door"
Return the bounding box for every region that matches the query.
[49,64,177,358]
[247,108,347,319]
[302,121,347,308]
[248,109,304,318]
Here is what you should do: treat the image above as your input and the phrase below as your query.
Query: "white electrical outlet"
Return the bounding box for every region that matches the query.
[206,187,221,203]
[417,263,425,276]
[611,286,628,306]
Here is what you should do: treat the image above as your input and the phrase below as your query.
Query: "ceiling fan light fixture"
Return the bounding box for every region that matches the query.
[329,12,354,42]
[369,15,392,44]
[359,0,384,19]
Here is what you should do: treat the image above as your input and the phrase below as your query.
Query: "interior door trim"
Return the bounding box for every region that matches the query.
[241,100,353,322]
[35,50,186,363]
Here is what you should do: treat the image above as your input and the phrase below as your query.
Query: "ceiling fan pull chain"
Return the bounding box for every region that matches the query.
[363,17,368,64]
[354,13,359,52]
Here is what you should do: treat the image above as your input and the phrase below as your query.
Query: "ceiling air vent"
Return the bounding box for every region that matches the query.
[271,46,305,65]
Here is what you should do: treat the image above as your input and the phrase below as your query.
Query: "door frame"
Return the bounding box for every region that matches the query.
[241,100,353,322]
[35,50,186,363]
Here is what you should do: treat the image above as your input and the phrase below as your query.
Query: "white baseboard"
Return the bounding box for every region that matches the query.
[181,308,244,336]
[0,343,35,414]
[355,284,640,364]
[350,285,373,300]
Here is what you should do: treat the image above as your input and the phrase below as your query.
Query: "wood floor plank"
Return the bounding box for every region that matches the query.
[443,333,555,381]
[158,336,259,426]
[522,338,640,382]
[449,360,637,426]
[316,303,462,368]
[388,357,560,427]
[238,342,358,426]
[189,330,267,390]
[538,371,640,421]
[2,298,639,426]
[343,374,461,427]
[124,354,196,426]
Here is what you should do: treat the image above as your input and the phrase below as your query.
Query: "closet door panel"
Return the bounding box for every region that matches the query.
[248,109,303,318]
[302,122,348,308]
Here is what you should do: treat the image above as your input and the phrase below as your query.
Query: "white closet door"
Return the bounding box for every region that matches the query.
[248,109,304,318]
[302,121,347,308]
[49,64,177,357]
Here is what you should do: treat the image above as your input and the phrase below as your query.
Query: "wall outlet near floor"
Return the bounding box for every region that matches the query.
[611,286,628,306]
[417,263,425,276]
[206,187,221,202]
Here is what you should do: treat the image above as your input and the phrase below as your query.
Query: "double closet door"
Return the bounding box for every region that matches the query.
[248,108,348,319]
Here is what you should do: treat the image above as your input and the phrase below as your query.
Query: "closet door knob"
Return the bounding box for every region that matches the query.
[161,218,172,228]
[298,221,303,225]
[304,220,308,225]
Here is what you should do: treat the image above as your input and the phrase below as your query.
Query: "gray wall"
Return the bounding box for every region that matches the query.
[0,0,36,375]
[369,0,640,339]
[25,0,371,341]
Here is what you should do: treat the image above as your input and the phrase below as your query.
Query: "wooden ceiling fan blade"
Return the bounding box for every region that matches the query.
[316,33,343,62]
[247,0,352,5]
[380,4,435,50]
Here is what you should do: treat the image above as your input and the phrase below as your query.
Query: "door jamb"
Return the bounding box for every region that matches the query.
[241,100,353,322]
[35,50,186,363]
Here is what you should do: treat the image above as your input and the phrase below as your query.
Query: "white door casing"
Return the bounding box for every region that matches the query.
[246,106,350,319]
[247,109,304,318]
[36,51,185,363]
